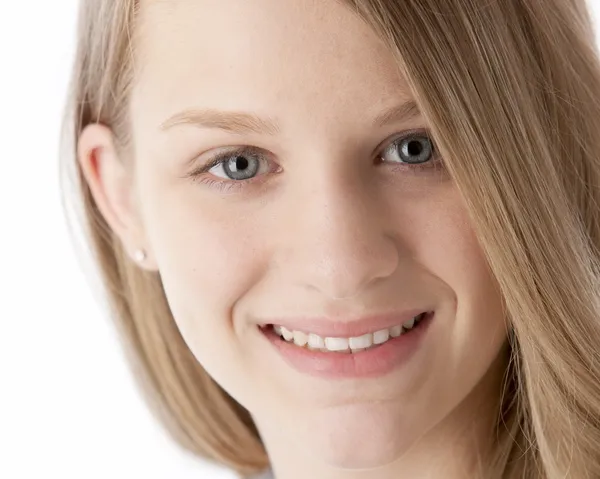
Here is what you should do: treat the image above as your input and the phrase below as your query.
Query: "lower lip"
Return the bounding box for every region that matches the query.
[261,312,434,379]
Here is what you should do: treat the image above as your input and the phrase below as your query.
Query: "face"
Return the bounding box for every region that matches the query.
[81,0,508,474]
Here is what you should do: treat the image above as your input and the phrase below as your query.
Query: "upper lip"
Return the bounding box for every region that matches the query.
[259,309,431,338]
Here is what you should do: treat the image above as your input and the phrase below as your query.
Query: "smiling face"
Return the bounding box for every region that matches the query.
[80,0,509,474]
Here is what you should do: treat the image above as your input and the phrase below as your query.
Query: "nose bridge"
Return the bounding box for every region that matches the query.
[278,168,399,300]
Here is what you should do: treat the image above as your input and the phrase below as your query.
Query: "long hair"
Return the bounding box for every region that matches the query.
[60,1,600,477]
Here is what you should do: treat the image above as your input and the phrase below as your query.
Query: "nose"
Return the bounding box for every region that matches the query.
[276,170,399,300]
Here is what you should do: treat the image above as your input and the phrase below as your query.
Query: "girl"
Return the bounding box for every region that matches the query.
[61,0,600,478]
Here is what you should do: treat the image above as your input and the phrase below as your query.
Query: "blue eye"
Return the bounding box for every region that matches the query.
[383,134,434,165]
[185,131,443,194]
[211,152,261,181]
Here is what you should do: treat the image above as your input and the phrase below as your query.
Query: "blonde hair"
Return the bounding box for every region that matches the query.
[60,0,600,477]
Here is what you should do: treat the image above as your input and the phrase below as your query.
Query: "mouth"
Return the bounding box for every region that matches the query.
[260,311,429,354]
[259,311,434,379]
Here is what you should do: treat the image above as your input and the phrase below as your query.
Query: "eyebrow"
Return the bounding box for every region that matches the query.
[159,99,421,135]
[160,108,281,135]
[373,99,421,127]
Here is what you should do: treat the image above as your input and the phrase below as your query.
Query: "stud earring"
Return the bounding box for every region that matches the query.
[133,249,147,263]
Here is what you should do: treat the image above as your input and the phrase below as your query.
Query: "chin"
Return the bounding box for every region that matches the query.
[304,404,417,469]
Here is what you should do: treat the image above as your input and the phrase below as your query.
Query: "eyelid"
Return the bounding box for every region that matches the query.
[377,128,431,154]
[183,127,440,191]
[192,128,431,171]
[378,129,442,173]
[187,145,269,176]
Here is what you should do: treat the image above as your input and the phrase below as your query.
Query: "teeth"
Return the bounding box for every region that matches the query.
[373,329,390,345]
[270,313,427,353]
[281,326,294,341]
[402,317,416,330]
[308,333,325,349]
[293,330,308,347]
[325,337,349,351]
[390,325,403,337]
[348,333,372,350]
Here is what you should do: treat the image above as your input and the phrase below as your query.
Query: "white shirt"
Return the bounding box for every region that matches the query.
[250,469,274,479]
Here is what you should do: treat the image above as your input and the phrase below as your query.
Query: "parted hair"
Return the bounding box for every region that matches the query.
[61,1,600,477]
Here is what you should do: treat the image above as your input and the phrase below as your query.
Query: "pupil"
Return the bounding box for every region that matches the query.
[236,156,249,170]
[407,140,422,156]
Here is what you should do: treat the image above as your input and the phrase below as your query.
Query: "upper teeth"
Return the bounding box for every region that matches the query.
[272,314,424,353]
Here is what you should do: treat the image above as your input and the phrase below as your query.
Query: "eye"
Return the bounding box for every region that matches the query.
[210,149,263,181]
[382,133,434,165]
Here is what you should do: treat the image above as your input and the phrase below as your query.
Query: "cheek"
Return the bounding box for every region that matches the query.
[137,181,266,384]
[424,220,501,309]
[412,200,507,399]
[136,168,507,411]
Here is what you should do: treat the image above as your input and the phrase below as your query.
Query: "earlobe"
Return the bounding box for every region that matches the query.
[77,124,157,271]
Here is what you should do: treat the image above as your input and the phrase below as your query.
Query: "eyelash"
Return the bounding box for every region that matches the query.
[184,129,444,193]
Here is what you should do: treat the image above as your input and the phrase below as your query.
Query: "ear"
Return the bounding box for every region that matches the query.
[77,124,158,271]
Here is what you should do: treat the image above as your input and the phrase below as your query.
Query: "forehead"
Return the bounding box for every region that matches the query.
[132,0,413,132]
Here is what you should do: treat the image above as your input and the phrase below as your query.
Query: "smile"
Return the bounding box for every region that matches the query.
[260,311,434,379]
[266,312,427,353]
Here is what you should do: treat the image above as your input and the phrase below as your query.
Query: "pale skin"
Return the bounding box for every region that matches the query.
[78,1,509,478]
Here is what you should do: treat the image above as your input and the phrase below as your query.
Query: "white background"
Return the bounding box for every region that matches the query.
[1,1,599,478]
